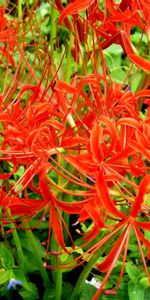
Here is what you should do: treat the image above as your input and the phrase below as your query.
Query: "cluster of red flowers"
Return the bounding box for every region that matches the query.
[0,1,150,298]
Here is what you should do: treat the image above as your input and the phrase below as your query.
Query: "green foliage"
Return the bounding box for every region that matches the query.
[0,269,11,285]
[1,0,150,300]
[19,283,39,300]
[0,245,15,270]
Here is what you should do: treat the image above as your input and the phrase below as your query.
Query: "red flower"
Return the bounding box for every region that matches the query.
[0,8,17,67]
[59,0,95,25]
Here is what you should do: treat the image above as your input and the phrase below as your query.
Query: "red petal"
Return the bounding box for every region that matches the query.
[96,170,125,219]
[65,154,98,174]
[97,230,127,272]
[128,54,150,73]
[59,0,95,25]
[136,222,150,231]
[85,202,105,227]
[90,122,104,162]
[131,175,150,218]
[51,205,66,251]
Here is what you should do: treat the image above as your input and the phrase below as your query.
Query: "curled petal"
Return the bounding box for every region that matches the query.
[93,224,130,299]
[59,0,95,25]
[39,177,55,203]
[85,202,105,228]
[65,154,98,174]
[51,205,66,251]
[129,140,150,161]
[136,222,150,231]
[131,175,150,218]
[96,170,125,219]
[97,229,127,272]
[90,122,104,163]
[128,54,150,73]
[116,117,142,131]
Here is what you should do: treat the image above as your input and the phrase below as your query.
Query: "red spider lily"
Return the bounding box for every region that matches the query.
[1,2,150,299]
[39,171,107,249]
[59,0,96,25]
[130,175,150,218]
[0,190,47,219]
[56,174,150,298]
[95,170,126,219]
[85,0,148,63]
[94,226,150,297]
[65,113,142,181]
[0,8,17,67]
[92,174,150,298]
[2,179,103,250]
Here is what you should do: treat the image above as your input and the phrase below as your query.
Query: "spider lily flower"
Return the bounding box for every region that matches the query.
[0,187,48,220]
[85,0,146,61]
[59,0,95,25]
[1,3,150,300]
[38,174,105,251]
[62,173,150,298]
[0,8,17,67]
[93,174,150,298]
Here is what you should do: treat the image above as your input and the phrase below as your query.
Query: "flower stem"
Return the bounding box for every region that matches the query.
[64,32,74,82]
[70,247,106,300]
[11,225,25,271]
[26,230,50,287]
[55,267,63,300]
[50,3,57,52]
[18,0,23,19]
[50,232,63,299]
[7,210,25,271]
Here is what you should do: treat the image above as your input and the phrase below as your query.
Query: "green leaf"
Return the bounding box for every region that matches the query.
[144,287,150,300]
[58,247,83,272]
[0,245,15,270]
[19,232,45,258]
[59,253,76,272]
[0,269,11,285]
[125,262,140,283]
[19,282,39,300]
[80,282,100,300]
[62,282,73,300]
[139,278,150,289]
[13,269,29,290]
[13,166,24,180]
[43,287,56,300]
[110,67,127,83]
[128,281,145,300]
[23,253,39,273]
[131,71,143,93]
[104,44,123,55]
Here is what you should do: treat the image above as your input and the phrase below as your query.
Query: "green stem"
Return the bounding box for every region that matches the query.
[64,32,74,82]
[50,233,63,299]
[18,0,23,19]
[70,247,106,300]
[50,4,57,52]
[7,210,25,271]
[11,225,26,271]
[61,193,71,243]
[26,230,50,287]
[55,268,63,300]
